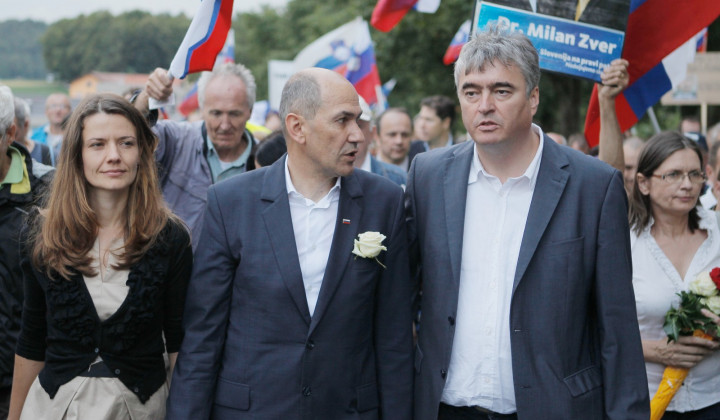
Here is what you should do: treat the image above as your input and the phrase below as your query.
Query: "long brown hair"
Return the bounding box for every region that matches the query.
[628,131,703,235]
[31,93,179,279]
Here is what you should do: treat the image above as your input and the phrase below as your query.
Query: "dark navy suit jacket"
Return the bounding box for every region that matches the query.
[408,137,649,419]
[167,156,413,420]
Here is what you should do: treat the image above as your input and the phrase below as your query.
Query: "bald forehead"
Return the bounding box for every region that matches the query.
[46,94,69,106]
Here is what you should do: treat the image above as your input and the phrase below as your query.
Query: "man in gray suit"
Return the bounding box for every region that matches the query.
[408,27,649,419]
[166,68,413,419]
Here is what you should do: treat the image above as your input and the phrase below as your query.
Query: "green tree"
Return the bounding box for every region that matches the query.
[0,20,48,79]
[41,11,190,82]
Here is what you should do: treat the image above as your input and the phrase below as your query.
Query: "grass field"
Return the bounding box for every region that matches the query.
[0,78,68,95]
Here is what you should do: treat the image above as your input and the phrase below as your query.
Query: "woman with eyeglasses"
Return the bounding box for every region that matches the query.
[629,131,720,419]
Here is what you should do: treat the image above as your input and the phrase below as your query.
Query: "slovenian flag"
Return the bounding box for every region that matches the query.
[178,29,235,117]
[294,18,382,107]
[443,20,471,66]
[696,28,708,53]
[583,0,720,147]
[371,0,441,32]
[168,0,234,80]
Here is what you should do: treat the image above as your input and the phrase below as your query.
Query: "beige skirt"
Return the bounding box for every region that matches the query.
[20,375,168,420]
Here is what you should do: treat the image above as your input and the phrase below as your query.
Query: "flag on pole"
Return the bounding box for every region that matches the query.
[168,0,235,79]
[371,0,441,32]
[583,0,720,147]
[178,29,235,117]
[294,18,382,107]
[443,20,471,66]
[696,28,708,53]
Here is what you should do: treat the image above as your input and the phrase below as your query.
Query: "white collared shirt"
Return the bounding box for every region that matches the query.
[285,157,341,316]
[441,125,544,413]
[632,208,720,411]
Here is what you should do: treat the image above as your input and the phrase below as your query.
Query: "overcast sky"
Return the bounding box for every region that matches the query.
[5,0,289,23]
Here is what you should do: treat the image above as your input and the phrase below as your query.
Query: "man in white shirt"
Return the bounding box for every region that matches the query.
[167,68,413,420]
[408,25,649,420]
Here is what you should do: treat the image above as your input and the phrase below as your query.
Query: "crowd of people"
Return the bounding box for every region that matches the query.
[1,24,720,420]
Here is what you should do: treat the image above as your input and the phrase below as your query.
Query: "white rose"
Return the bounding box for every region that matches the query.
[352,232,387,259]
[702,295,720,315]
[689,272,719,297]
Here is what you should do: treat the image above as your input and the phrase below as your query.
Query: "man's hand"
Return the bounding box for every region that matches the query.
[146,68,174,101]
[599,59,629,101]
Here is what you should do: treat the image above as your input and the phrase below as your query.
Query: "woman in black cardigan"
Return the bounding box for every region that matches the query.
[8,93,192,420]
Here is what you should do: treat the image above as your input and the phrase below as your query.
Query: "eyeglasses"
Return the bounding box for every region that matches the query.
[651,170,706,184]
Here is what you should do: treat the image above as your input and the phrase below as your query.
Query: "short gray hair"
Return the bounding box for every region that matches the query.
[14,97,31,127]
[0,86,15,136]
[278,72,321,133]
[454,25,540,97]
[197,62,256,109]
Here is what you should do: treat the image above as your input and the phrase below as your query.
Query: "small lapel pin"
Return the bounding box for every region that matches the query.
[342,219,351,225]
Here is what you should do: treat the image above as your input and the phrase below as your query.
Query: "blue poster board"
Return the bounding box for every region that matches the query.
[473,1,625,82]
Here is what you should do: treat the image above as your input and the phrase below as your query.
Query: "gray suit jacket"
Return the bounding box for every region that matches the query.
[167,157,413,420]
[408,138,649,419]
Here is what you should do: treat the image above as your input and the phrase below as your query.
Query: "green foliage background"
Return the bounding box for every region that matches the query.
[1,2,719,136]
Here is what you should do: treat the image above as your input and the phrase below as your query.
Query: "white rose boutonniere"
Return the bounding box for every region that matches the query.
[352,231,387,268]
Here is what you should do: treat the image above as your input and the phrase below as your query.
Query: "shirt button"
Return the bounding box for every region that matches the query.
[486,327,492,336]
[302,386,312,396]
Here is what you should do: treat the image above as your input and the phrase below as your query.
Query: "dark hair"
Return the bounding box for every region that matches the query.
[420,95,455,126]
[255,131,287,167]
[32,93,180,279]
[629,131,703,235]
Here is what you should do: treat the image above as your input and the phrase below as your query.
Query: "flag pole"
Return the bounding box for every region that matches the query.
[646,106,661,134]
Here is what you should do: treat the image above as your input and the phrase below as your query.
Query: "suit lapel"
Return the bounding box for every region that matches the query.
[308,172,363,335]
[261,157,311,325]
[445,142,474,289]
[512,138,569,294]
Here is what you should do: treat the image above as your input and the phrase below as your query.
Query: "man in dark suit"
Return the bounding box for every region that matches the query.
[495,0,630,31]
[166,68,413,420]
[408,26,649,419]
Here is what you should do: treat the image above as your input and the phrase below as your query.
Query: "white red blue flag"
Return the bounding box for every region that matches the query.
[584,0,720,147]
[168,0,234,80]
[371,0,441,32]
[178,29,235,117]
[294,18,382,107]
[443,20,471,66]
[696,28,708,53]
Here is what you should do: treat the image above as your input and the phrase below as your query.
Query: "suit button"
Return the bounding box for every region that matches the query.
[306,340,315,349]
[448,316,455,326]
[302,386,312,396]
[114,369,121,375]
[440,369,447,379]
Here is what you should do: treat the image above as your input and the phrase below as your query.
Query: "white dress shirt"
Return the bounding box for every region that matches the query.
[632,207,720,412]
[441,125,544,414]
[285,157,341,316]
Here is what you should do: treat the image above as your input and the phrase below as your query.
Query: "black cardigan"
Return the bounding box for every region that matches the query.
[16,219,192,403]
